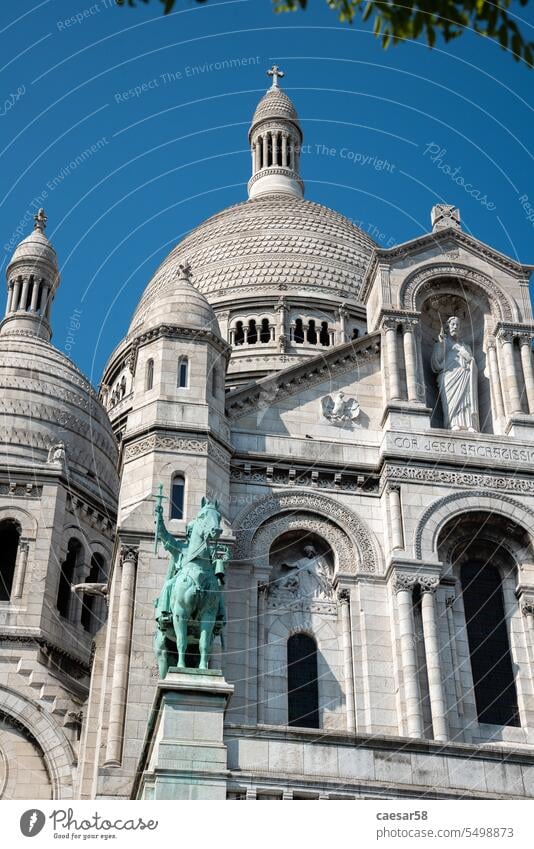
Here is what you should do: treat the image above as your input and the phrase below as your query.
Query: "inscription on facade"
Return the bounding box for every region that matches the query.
[387,433,534,466]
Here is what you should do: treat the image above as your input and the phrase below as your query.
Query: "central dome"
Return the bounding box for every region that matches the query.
[129,194,376,334]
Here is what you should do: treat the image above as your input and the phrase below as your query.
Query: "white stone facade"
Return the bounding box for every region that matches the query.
[2,70,534,800]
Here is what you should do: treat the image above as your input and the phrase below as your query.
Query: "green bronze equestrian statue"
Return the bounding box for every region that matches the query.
[153,491,230,677]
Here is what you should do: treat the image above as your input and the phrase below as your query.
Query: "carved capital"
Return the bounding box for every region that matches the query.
[497,328,516,346]
[520,595,534,616]
[445,594,455,608]
[120,545,138,567]
[381,316,399,333]
[400,317,419,332]
[419,575,440,594]
[393,571,439,594]
[518,333,534,348]
[337,588,351,604]
[258,581,269,596]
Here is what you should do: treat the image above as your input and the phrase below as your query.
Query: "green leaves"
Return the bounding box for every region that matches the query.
[115,0,534,66]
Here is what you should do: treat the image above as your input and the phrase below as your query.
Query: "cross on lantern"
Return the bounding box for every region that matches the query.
[267,65,284,88]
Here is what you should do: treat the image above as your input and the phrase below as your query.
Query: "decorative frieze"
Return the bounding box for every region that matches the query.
[230,464,378,494]
[382,463,534,495]
[0,481,42,499]
[124,433,231,469]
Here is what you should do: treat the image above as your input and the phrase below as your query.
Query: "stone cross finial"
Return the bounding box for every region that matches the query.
[34,208,47,232]
[267,65,284,88]
[178,260,192,282]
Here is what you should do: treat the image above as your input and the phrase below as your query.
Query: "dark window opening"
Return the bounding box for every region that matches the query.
[294,319,304,344]
[171,476,185,520]
[178,358,188,388]
[57,540,81,619]
[146,359,154,390]
[248,319,258,345]
[461,561,520,726]
[0,519,20,601]
[320,321,330,346]
[234,321,244,346]
[260,318,271,343]
[306,320,317,345]
[287,633,319,728]
[351,327,359,340]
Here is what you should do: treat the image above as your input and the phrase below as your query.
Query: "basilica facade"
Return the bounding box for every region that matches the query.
[1,68,534,800]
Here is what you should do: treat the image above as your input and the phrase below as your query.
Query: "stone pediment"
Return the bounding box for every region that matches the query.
[361,228,533,303]
[225,332,380,420]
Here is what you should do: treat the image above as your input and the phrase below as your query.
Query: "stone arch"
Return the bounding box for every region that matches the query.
[0,506,37,540]
[233,490,381,574]
[0,685,75,799]
[415,490,534,560]
[399,262,517,323]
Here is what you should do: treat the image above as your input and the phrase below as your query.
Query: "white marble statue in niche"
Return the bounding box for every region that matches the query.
[431,315,479,432]
[269,543,333,609]
[321,390,360,427]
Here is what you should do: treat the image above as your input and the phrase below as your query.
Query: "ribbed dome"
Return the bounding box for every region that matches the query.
[0,332,118,506]
[8,228,58,280]
[129,194,376,333]
[251,86,299,127]
[132,274,221,337]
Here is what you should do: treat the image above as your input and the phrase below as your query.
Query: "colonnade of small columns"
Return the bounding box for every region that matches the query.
[252,130,297,172]
[380,312,534,421]
[227,305,361,351]
[5,274,52,318]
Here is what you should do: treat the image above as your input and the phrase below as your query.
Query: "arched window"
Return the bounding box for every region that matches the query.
[320,321,330,346]
[120,376,126,398]
[178,357,189,388]
[247,319,258,345]
[294,319,304,344]
[287,633,319,728]
[461,562,520,726]
[57,539,81,619]
[170,475,185,520]
[212,366,218,397]
[260,318,271,344]
[351,327,359,340]
[146,358,154,391]
[306,320,317,345]
[234,321,245,346]
[81,553,106,633]
[0,519,20,601]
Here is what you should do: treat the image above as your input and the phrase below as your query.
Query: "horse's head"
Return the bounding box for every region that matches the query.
[194,496,222,544]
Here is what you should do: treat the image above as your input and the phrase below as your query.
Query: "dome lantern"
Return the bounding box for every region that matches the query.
[247,66,304,200]
[1,208,60,342]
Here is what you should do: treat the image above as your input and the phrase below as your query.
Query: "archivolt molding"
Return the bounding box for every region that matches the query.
[415,490,534,561]
[0,505,37,539]
[233,489,381,574]
[399,263,516,323]
[0,686,75,800]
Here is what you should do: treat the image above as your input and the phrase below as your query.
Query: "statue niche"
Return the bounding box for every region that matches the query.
[431,315,479,432]
[267,532,335,614]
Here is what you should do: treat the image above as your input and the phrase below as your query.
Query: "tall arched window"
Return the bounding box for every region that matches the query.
[306,320,317,344]
[247,319,258,345]
[211,366,218,398]
[81,553,106,633]
[145,358,154,390]
[234,321,245,346]
[0,519,20,601]
[320,321,330,346]
[461,562,520,726]
[294,319,304,344]
[57,539,81,619]
[171,475,185,520]
[287,633,319,728]
[178,357,189,388]
[260,318,271,344]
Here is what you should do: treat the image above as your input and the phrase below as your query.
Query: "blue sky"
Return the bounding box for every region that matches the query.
[0,0,533,383]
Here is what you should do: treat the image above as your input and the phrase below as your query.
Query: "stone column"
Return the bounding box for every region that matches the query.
[104,545,138,766]
[382,318,402,401]
[445,595,465,723]
[498,330,522,415]
[519,335,534,414]
[402,319,419,402]
[521,595,534,671]
[257,582,268,724]
[420,580,448,741]
[253,141,260,172]
[29,280,40,312]
[338,589,356,732]
[19,277,30,312]
[394,575,424,737]
[281,133,287,167]
[262,134,268,169]
[339,306,348,344]
[487,340,506,424]
[11,278,22,312]
[12,540,29,600]
[6,282,14,314]
[388,485,404,551]
[270,132,277,166]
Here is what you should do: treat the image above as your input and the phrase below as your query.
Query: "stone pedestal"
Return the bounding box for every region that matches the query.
[133,669,234,800]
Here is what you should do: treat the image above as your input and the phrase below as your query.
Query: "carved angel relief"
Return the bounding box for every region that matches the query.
[321,390,361,428]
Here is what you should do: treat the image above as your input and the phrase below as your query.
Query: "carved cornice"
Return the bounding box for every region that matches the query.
[382,463,534,496]
[124,432,231,469]
[226,333,380,420]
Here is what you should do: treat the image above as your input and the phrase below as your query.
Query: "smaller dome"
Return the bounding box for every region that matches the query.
[130,263,221,337]
[251,86,299,128]
[8,228,58,274]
